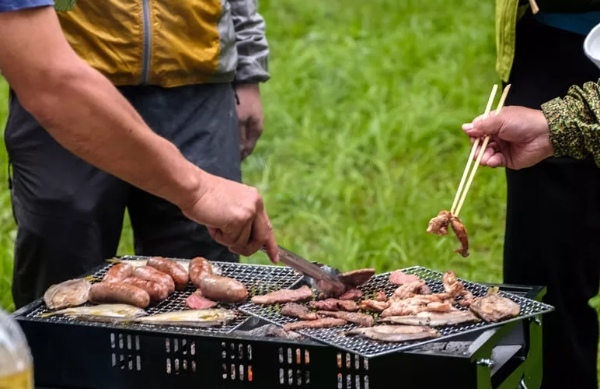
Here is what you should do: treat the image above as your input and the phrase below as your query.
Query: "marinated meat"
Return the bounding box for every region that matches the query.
[281,303,318,320]
[469,287,520,322]
[339,288,364,300]
[393,280,427,299]
[250,285,314,305]
[308,298,359,312]
[185,290,218,310]
[283,317,347,331]
[338,269,376,288]
[344,325,440,342]
[389,270,422,286]
[381,296,453,317]
[358,299,390,313]
[375,290,387,302]
[426,210,451,236]
[317,310,374,327]
[379,310,479,326]
[449,216,469,257]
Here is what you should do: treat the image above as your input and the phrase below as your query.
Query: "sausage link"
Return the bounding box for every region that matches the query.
[147,257,189,291]
[189,257,213,288]
[133,266,175,293]
[122,277,170,303]
[88,283,150,308]
[198,274,248,304]
[103,263,134,283]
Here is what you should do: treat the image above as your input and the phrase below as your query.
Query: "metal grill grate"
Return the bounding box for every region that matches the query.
[239,266,554,358]
[25,256,304,336]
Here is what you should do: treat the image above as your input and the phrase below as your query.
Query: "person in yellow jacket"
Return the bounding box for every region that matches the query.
[495,1,600,388]
[4,0,271,309]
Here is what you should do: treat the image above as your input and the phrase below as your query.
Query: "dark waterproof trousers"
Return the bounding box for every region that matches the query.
[5,83,241,310]
[504,15,600,389]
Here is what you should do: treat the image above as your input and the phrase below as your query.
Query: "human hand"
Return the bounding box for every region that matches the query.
[235,83,264,160]
[461,106,555,169]
[179,171,279,263]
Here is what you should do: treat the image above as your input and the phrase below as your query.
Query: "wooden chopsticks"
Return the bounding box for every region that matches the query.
[529,0,540,14]
[450,84,511,218]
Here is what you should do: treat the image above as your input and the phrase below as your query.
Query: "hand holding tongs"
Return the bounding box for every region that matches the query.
[260,245,346,296]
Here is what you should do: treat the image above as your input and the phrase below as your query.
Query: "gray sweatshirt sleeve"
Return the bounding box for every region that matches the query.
[229,0,270,83]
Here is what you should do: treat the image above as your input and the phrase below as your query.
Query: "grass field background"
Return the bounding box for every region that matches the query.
[0,0,599,382]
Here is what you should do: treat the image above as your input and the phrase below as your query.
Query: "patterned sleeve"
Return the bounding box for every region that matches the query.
[541,80,600,167]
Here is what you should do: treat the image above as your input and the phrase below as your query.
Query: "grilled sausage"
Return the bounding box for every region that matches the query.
[88,283,150,308]
[188,257,213,288]
[147,257,189,291]
[133,266,175,293]
[198,274,248,304]
[122,277,170,303]
[103,263,134,283]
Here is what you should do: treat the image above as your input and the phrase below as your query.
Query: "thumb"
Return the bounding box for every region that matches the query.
[462,113,505,138]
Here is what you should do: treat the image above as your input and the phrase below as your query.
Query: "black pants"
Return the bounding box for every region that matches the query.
[5,83,242,310]
[504,15,600,389]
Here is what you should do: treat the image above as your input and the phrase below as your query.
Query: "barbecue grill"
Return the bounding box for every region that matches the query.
[13,256,552,389]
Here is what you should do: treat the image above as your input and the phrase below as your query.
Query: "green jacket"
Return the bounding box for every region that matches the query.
[496,0,600,82]
[542,80,600,166]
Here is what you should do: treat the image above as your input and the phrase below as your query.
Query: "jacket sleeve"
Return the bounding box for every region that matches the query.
[229,0,270,83]
[541,80,600,166]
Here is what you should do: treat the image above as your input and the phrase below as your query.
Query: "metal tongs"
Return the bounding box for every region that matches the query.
[261,245,346,296]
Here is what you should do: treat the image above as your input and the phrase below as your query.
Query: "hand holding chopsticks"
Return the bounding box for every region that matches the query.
[451,84,511,218]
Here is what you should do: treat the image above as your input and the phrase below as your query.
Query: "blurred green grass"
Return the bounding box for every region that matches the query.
[0,0,599,380]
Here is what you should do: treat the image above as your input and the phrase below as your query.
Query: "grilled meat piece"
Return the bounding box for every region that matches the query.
[122,277,170,303]
[449,216,469,257]
[344,325,440,342]
[358,299,390,313]
[389,270,422,286]
[339,269,376,288]
[379,310,479,326]
[375,290,387,301]
[393,279,427,299]
[146,257,189,291]
[281,303,318,320]
[188,257,213,288]
[198,274,248,304]
[426,210,451,236]
[382,296,453,317]
[251,285,314,305]
[317,310,374,327]
[185,290,218,310]
[103,263,134,283]
[283,317,347,331]
[308,298,359,312]
[88,283,150,309]
[339,288,364,300]
[133,266,176,293]
[469,287,520,322]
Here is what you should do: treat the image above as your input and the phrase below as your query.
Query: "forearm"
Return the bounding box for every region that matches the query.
[21,64,205,209]
[541,80,600,166]
[230,0,270,83]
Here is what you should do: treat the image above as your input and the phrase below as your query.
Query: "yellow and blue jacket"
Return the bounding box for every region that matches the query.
[53,0,269,87]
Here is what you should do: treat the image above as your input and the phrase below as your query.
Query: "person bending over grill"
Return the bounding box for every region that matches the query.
[0,1,279,310]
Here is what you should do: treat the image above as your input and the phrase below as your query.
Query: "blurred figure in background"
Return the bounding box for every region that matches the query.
[495,1,600,387]
[4,0,271,309]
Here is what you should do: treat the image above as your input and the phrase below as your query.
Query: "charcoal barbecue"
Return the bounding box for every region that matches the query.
[13,256,553,389]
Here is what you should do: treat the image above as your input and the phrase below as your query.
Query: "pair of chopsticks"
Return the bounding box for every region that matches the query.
[449,83,511,218]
